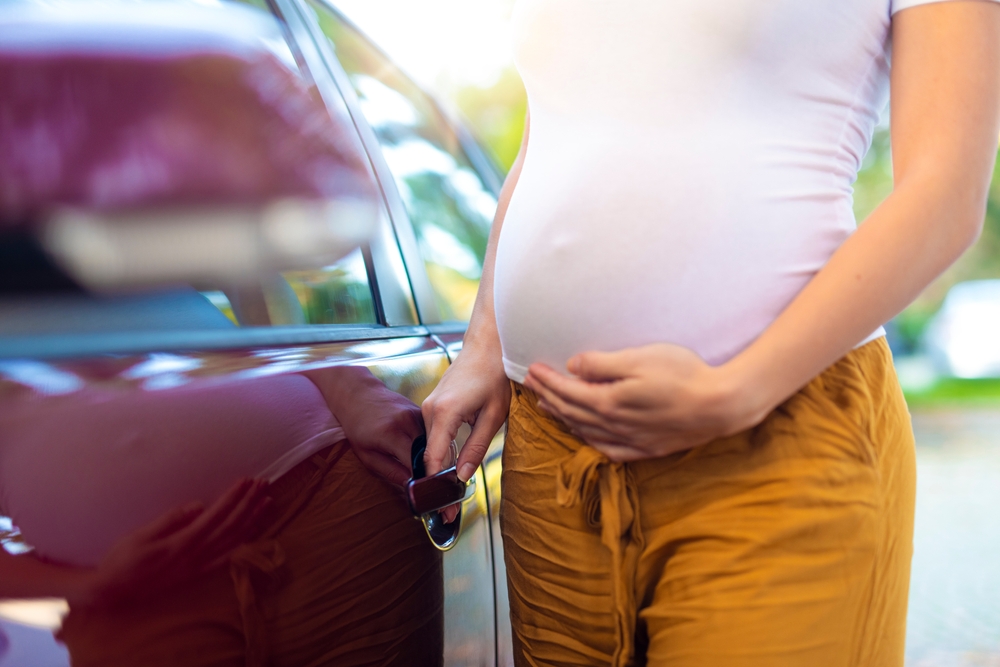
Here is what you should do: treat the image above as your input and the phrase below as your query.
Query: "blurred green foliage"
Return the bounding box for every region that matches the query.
[454,68,527,171]
[904,377,1000,408]
[317,6,494,321]
[287,271,376,324]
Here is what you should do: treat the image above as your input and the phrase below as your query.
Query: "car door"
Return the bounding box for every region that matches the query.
[284,4,513,665]
[0,0,479,664]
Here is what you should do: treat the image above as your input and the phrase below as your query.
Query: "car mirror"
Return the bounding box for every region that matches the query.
[0,1,379,291]
[40,198,376,290]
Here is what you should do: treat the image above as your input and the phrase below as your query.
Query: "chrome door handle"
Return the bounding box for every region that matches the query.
[407,466,466,515]
[408,434,467,550]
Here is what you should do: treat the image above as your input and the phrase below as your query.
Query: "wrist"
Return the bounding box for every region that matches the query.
[462,309,502,353]
[459,329,504,371]
[713,354,781,433]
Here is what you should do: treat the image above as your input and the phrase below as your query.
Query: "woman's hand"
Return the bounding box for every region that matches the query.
[523,344,769,462]
[302,366,425,488]
[422,341,510,483]
[422,341,509,522]
[76,478,270,608]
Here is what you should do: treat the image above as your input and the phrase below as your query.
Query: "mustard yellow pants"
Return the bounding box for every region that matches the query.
[500,338,915,667]
[58,442,444,667]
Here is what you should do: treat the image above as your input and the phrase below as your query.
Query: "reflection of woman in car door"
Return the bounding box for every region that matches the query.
[0,366,441,666]
[424,1,1000,665]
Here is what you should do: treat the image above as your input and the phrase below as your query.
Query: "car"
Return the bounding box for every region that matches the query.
[925,280,1000,379]
[0,1,511,665]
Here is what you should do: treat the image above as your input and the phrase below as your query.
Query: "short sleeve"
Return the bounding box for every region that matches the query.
[892,0,1000,16]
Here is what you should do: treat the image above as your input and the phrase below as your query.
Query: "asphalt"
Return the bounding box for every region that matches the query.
[907,409,1000,666]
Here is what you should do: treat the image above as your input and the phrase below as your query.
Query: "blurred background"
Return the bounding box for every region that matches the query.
[333,1,1000,665]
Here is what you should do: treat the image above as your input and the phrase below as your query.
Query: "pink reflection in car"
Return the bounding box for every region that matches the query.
[0,34,374,220]
[0,372,343,567]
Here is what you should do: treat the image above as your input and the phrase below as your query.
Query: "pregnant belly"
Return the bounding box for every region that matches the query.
[0,374,342,567]
[493,149,855,381]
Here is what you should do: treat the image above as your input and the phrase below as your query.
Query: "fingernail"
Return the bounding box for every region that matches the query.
[458,463,476,483]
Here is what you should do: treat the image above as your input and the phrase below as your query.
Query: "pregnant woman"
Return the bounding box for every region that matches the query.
[422,0,1000,664]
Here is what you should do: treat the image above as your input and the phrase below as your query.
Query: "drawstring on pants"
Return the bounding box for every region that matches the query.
[229,443,349,667]
[557,445,644,667]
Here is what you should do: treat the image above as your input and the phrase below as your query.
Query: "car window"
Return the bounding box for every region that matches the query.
[192,248,376,327]
[280,249,376,325]
[0,0,379,337]
[306,3,498,322]
[168,1,380,328]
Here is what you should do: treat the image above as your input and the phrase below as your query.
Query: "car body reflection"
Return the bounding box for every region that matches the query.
[0,343,450,665]
[0,0,506,663]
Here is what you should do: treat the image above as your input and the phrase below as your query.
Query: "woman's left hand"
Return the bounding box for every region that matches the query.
[523,343,768,462]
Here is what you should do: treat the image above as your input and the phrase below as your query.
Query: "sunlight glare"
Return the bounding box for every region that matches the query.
[332,0,515,90]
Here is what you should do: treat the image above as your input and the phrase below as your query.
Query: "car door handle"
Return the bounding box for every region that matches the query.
[407,434,471,515]
[407,434,468,550]
[407,466,466,515]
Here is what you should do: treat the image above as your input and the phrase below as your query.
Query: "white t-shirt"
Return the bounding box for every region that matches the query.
[494,0,990,382]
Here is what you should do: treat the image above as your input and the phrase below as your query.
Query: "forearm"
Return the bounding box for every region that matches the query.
[725,180,986,421]
[421,114,531,480]
[723,1,1000,423]
[0,551,92,603]
[304,365,385,417]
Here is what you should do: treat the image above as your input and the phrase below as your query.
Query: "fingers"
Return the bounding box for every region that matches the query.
[588,441,647,462]
[526,364,611,414]
[243,496,272,540]
[400,405,426,442]
[388,409,423,467]
[422,358,511,478]
[456,406,506,483]
[358,450,412,487]
[206,493,272,562]
[567,349,636,381]
[565,421,624,447]
[423,412,463,476]
[536,392,608,431]
[135,502,204,541]
[441,503,460,524]
[88,480,271,607]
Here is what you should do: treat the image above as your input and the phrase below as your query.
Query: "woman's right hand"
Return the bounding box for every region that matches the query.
[422,337,510,493]
[75,478,270,608]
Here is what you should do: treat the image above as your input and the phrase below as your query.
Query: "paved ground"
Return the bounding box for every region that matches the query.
[907,410,1000,667]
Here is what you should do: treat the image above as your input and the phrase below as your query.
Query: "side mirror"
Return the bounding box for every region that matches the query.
[41,198,376,290]
[0,2,379,292]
